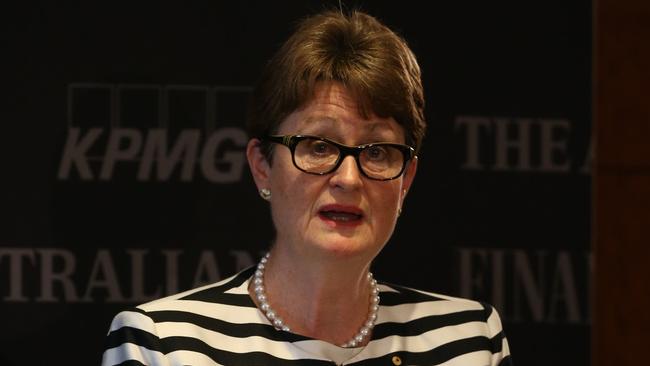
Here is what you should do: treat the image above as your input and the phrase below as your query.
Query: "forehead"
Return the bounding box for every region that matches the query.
[278,82,404,142]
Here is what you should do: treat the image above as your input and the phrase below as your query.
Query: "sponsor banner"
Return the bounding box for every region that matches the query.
[2,246,591,326]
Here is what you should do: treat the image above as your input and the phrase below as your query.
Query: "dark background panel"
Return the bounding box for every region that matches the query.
[2,1,591,365]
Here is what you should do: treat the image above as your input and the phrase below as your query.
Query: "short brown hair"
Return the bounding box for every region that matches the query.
[247,10,426,156]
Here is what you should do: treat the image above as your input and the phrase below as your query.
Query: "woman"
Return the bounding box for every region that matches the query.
[102,10,512,366]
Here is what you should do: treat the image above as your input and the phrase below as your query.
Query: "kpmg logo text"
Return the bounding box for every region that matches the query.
[58,84,251,182]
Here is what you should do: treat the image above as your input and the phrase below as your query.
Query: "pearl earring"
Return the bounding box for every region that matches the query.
[259,188,271,200]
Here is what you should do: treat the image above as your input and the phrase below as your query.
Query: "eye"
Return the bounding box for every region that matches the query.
[307,139,336,157]
[312,141,328,153]
[365,145,388,161]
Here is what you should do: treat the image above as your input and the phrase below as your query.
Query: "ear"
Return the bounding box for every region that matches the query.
[400,156,418,200]
[246,138,271,191]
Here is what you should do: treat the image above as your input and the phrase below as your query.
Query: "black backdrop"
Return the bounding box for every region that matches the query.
[3,1,591,365]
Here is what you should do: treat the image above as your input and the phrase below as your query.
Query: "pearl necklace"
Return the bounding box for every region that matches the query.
[252,252,380,348]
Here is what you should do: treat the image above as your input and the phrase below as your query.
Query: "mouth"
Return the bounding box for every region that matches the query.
[318,204,364,226]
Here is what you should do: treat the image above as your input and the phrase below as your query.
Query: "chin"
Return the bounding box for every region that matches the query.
[312,235,378,260]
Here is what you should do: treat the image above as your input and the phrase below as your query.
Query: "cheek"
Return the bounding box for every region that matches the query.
[268,166,317,225]
[372,184,402,210]
[267,151,297,199]
[368,185,403,229]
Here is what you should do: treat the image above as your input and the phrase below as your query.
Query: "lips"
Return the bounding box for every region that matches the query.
[318,204,364,226]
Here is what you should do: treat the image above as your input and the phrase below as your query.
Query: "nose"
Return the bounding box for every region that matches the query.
[329,155,363,190]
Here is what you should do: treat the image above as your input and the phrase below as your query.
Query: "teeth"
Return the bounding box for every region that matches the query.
[322,211,361,221]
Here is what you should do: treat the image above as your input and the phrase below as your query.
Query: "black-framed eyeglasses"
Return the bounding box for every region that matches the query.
[265,135,415,181]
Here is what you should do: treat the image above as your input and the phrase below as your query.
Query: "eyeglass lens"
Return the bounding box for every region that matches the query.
[293,137,404,179]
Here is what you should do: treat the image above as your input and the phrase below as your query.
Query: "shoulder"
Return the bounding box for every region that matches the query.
[379,281,486,310]
[136,266,256,313]
[102,267,259,365]
[378,282,504,334]
[106,266,257,340]
[376,282,512,364]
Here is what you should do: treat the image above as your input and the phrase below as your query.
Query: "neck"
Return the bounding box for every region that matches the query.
[250,246,376,346]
